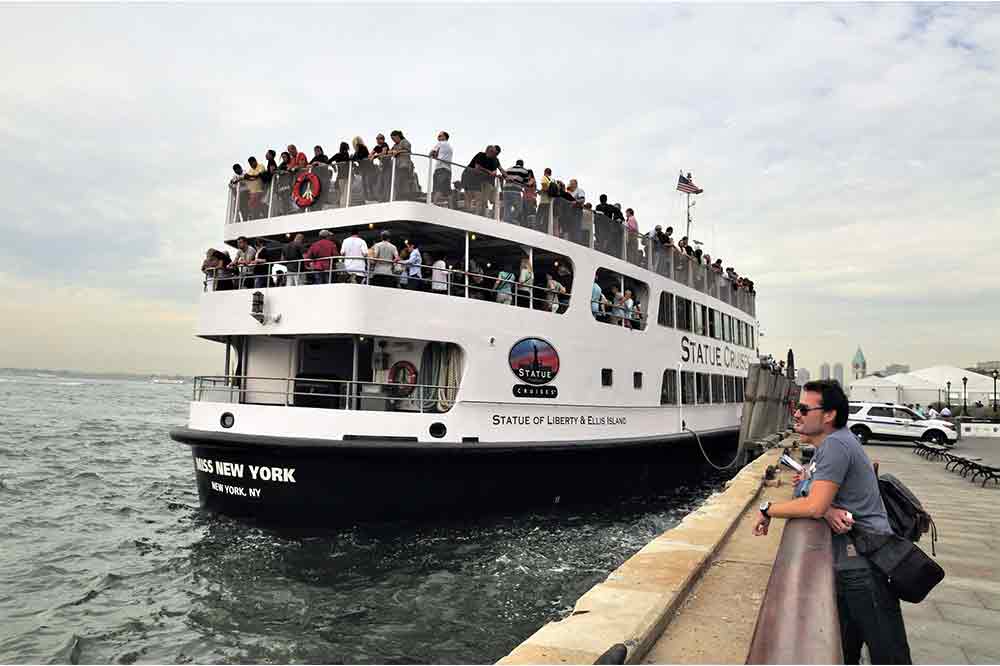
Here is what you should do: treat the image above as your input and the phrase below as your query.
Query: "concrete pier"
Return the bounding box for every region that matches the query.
[500,436,1000,664]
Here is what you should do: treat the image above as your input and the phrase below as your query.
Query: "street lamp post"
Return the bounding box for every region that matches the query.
[962,376,968,416]
[946,381,951,410]
[992,369,999,414]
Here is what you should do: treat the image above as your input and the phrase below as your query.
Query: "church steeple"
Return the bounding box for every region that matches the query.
[852,346,867,379]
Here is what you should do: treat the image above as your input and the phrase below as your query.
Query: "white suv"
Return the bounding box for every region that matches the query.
[848,402,958,446]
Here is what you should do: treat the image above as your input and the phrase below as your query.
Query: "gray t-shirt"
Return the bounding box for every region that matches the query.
[371,240,399,275]
[812,426,892,569]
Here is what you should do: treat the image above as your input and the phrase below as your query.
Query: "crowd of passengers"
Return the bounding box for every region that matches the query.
[201,230,572,312]
[228,131,755,295]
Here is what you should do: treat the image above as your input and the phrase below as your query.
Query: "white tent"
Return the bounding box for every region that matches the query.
[849,375,903,404]
[909,365,996,406]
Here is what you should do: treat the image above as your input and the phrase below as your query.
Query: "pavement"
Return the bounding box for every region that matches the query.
[866,439,1000,664]
[641,469,793,664]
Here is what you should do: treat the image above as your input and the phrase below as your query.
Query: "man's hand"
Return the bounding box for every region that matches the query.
[753,514,771,536]
[823,507,854,534]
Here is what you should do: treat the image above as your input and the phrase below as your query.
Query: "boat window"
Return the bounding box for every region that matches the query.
[735,376,745,402]
[737,320,744,347]
[634,371,643,389]
[681,371,696,405]
[591,268,648,331]
[693,303,705,336]
[725,375,737,403]
[602,368,613,387]
[728,317,736,343]
[711,375,725,403]
[696,372,711,404]
[708,308,718,339]
[749,326,754,348]
[661,369,678,405]
[676,297,693,332]
[721,314,730,342]
[658,292,675,327]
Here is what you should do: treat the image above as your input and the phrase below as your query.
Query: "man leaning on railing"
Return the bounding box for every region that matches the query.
[753,380,912,665]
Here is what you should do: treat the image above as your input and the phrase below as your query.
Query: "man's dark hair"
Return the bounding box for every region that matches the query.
[803,379,849,428]
[599,194,608,203]
[248,156,257,165]
[232,163,242,173]
[380,230,391,240]
[440,130,450,140]
[391,130,403,139]
[237,236,248,244]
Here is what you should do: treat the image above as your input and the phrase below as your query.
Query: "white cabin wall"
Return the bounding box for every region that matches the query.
[245,337,294,404]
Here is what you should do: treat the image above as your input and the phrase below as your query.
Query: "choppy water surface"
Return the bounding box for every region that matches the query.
[0,374,734,664]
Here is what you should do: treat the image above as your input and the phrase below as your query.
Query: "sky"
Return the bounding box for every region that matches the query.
[1,3,998,377]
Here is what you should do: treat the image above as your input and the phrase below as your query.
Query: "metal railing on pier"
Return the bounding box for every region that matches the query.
[226,153,756,317]
[745,518,842,664]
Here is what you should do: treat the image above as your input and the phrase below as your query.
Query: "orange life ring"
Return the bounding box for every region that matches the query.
[388,360,418,397]
[292,171,321,208]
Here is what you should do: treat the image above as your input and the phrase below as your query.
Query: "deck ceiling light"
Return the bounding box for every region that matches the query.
[369,223,374,229]
[470,234,477,240]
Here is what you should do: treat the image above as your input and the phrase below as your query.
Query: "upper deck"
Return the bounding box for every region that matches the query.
[226,152,756,317]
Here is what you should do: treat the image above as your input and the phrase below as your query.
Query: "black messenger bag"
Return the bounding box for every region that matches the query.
[853,531,945,603]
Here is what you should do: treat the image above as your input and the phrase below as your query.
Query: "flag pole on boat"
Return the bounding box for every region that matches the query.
[677,171,704,239]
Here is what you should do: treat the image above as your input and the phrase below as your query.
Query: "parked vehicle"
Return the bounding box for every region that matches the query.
[848,402,958,446]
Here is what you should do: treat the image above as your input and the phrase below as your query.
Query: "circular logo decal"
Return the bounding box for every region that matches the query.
[509,338,560,385]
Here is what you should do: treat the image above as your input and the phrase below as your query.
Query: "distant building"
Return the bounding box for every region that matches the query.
[884,363,910,375]
[833,363,845,387]
[974,361,1000,373]
[820,363,831,380]
[796,368,810,385]
[852,347,867,380]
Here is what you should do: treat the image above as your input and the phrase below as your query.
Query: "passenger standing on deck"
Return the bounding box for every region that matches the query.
[544,273,567,312]
[310,145,329,165]
[591,281,609,320]
[753,379,911,665]
[503,159,530,224]
[244,157,266,219]
[431,256,449,294]
[464,145,503,216]
[228,236,257,289]
[538,167,554,230]
[369,231,399,289]
[282,233,307,287]
[341,229,369,284]
[401,239,423,290]
[516,255,533,308]
[304,230,339,284]
[287,145,308,169]
[388,130,415,198]
[429,131,453,205]
[370,133,391,201]
[494,264,516,304]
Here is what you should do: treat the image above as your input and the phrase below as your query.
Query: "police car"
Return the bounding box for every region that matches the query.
[847,402,958,446]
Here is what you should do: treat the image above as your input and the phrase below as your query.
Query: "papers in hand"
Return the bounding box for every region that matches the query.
[780,454,804,473]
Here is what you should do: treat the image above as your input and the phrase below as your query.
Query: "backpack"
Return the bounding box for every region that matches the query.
[878,473,938,555]
[547,181,560,198]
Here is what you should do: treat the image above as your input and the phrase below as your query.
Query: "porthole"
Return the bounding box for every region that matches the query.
[429,422,447,439]
[220,412,235,429]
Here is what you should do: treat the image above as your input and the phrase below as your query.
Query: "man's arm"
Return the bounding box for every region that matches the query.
[753,480,839,536]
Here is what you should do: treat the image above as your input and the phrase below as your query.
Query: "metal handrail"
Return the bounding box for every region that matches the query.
[745,519,842,664]
[203,254,571,309]
[193,374,459,413]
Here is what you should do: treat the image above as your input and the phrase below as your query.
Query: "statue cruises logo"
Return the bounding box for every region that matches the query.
[509,338,559,398]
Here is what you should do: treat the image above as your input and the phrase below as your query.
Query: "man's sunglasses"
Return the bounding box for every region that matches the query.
[795,403,825,415]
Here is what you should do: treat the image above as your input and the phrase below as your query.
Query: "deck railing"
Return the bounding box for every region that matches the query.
[226,153,756,316]
[193,375,459,413]
[203,256,572,312]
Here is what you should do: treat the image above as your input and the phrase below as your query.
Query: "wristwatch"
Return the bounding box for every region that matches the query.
[759,501,772,518]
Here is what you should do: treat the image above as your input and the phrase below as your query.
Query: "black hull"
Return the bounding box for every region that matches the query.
[170,427,741,526]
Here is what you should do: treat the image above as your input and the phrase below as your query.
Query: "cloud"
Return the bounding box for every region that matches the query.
[1,3,999,375]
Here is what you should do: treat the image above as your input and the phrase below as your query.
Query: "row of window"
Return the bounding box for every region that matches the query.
[599,368,746,405]
[657,292,755,349]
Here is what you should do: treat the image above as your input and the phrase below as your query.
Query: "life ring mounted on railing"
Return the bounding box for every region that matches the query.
[292,170,321,208]
[387,360,418,398]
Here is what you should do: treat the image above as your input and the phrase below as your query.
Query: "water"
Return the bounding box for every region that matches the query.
[0,373,735,664]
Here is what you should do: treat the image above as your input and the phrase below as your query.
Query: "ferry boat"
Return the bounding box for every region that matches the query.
[169,151,759,524]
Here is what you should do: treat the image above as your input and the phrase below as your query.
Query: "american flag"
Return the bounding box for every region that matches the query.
[676,172,703,194]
